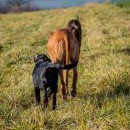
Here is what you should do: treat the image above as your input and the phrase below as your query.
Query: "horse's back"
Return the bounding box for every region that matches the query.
[47,29,79,64]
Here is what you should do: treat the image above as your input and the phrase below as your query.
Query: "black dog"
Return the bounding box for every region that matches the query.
[32,54,78,110]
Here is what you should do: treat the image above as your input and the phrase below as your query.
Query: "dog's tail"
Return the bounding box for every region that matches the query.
[59,61,78,70]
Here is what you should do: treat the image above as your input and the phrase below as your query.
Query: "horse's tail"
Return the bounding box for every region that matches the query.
[63,33,70,94]
[63,33,69,65]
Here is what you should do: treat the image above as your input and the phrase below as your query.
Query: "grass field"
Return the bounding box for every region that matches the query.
[0,2,130,130]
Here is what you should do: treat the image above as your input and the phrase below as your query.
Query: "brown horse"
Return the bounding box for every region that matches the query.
[47,19,82,99]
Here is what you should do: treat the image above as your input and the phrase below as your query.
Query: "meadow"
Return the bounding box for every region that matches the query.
[0,2,130,130]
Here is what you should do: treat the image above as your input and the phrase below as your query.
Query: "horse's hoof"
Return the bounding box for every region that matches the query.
[71,90,77,97]
[63,94,68,100]
[52,106,56,110]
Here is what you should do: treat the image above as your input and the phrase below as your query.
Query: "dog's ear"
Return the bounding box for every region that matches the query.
[34,55,38,62]
[44,55,51,62]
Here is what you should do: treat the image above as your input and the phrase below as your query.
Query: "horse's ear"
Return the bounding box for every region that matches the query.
[34,55,38,62]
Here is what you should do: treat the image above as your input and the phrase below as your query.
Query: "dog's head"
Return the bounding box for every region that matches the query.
[34,54,51,63]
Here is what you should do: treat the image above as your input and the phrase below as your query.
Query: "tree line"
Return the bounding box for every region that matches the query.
[0,0,41,13]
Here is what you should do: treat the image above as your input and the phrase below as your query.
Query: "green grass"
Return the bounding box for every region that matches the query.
[0,3,130,130]
[116,0,130,8]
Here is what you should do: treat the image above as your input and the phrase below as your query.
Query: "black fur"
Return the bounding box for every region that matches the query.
[32,54,78,110]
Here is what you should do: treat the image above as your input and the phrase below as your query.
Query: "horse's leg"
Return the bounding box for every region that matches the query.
[71,68,78,97]
[59,70,67,100]
[63,70,69,95]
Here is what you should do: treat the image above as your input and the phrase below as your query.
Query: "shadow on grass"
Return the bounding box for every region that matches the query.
[85,52,105,62]
[6,55,33,67]
[87,47,130,60]
[78,83,130,108]
[18,92,35,109]
[31,39,47,47]
[115,48,130,55]
[0,44,3,53]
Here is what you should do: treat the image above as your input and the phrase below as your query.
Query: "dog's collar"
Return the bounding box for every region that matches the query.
[35,60,44,67]
[36,60,49,68]
[36,59,44,62]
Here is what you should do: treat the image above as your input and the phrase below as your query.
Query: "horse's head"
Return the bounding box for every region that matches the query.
[67,19,82,47]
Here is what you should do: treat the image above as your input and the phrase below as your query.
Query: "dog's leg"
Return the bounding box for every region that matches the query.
[59,70,67,100]
[51,85,57,110]
[43,87,48,108]
[71,68,78,97]
[35,87,40,105]
[52,92,56,110]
